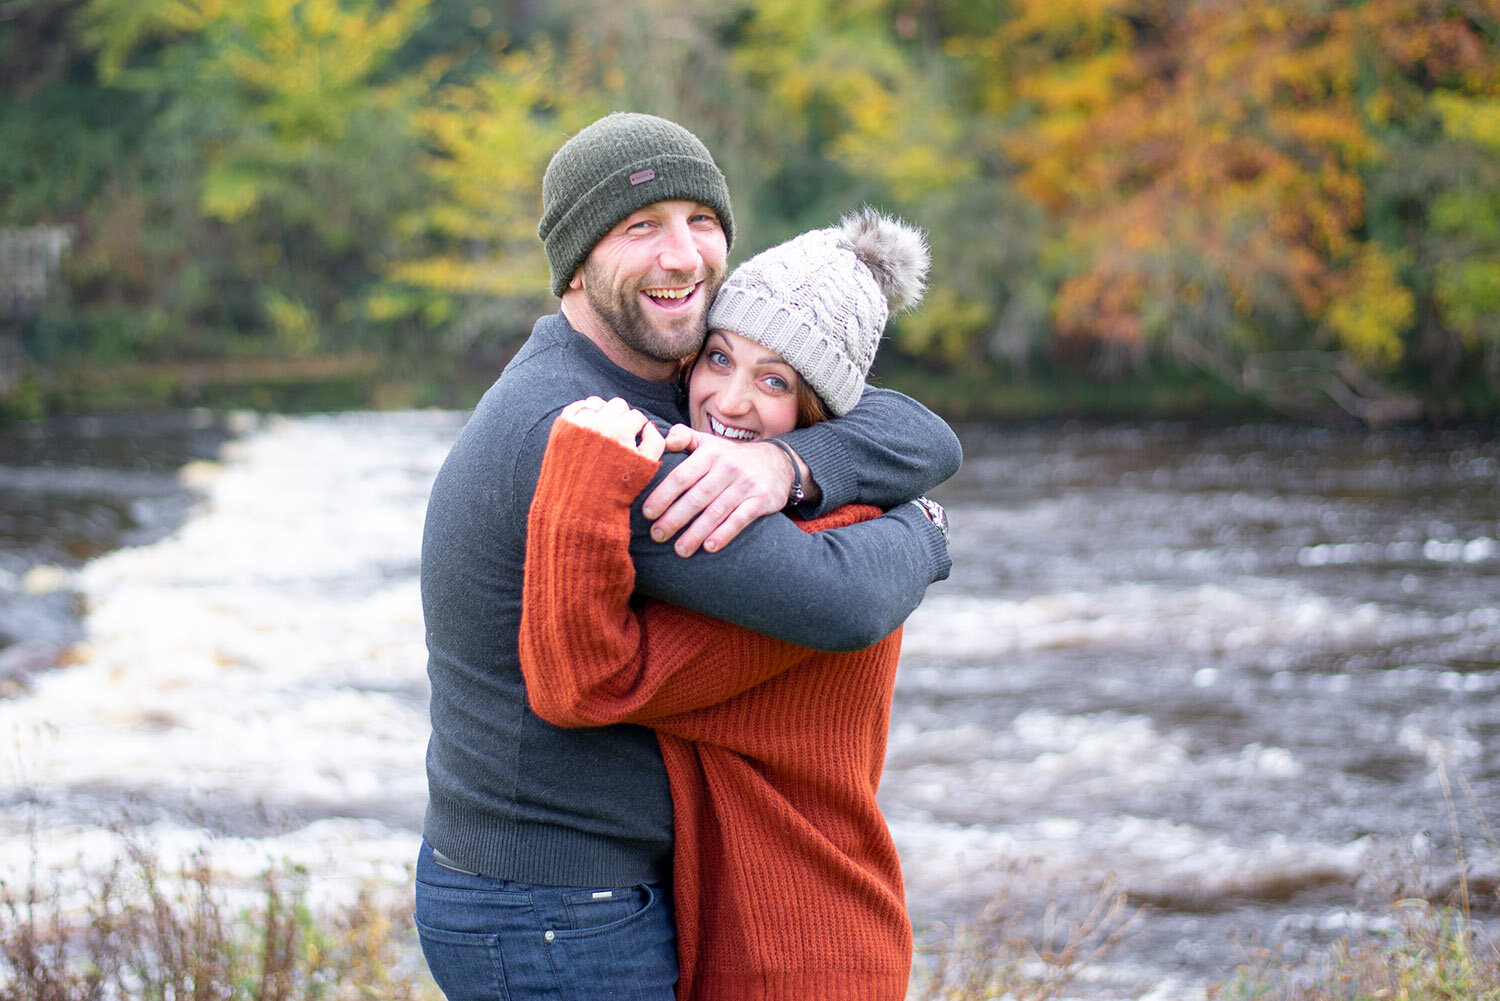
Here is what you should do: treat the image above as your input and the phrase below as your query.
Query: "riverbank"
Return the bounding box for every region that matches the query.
[9,351,1497,427]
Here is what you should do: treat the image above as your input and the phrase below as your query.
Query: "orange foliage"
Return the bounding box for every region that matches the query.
[975,0,1499,361]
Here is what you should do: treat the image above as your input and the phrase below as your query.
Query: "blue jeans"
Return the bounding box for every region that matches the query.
[413,840,678,1001]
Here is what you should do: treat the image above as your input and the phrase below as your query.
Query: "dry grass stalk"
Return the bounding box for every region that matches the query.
[0,839,437,1001]
[912,872,1145,1000]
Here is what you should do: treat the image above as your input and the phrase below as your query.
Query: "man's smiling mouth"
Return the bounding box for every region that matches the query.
[707,414,759,441]
[642,284,697,306]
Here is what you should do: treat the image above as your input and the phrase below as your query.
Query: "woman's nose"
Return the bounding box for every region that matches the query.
[718,378,753,415]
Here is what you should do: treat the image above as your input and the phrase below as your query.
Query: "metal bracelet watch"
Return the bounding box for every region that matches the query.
[909,495,949,544]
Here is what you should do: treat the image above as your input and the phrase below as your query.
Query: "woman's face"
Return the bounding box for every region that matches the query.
[687,330,802,441]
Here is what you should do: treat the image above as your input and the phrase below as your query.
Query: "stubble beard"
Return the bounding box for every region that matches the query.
[583,262,726,365]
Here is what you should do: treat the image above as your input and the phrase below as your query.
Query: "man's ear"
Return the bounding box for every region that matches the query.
[568,271,584,291]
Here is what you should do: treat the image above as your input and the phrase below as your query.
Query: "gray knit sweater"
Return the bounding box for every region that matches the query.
[420,311,959,886]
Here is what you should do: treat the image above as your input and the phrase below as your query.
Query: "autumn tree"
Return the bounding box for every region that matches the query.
[942,0,1500,417]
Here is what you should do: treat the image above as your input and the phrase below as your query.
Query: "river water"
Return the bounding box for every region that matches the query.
[1,411,1496,998]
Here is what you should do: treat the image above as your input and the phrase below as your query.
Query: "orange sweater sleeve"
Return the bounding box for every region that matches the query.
[520,420,834,728]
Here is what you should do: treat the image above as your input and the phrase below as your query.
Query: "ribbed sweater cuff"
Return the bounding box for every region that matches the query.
[779,421,858,516]
[893,499,952,582]
[541,420,661,510]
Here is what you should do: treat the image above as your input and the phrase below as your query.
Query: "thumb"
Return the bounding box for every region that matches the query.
[663,423,700,454]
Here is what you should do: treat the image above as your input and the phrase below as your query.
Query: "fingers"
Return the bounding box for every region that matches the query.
[637,421,666,462]
[662,423,698,454]
[672,490,769,557]
[557,397,662,456]
[642,445,710,524]
[698,501,766,554]
[643,437,790,556]
[558,396,608,424]
[651,461,746,555]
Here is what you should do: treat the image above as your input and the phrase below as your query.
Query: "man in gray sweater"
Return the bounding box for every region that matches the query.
[415,112,960,1001]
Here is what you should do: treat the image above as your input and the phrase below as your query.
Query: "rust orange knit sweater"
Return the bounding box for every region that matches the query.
[519,421,912,1001]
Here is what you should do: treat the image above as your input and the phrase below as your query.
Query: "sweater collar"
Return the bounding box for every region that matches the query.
[538,310,689,419]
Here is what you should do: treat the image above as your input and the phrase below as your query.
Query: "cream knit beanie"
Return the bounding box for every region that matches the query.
[705,207,929,416]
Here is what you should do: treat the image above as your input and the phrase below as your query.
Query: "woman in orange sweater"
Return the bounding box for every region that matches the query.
[518,208,949,1001]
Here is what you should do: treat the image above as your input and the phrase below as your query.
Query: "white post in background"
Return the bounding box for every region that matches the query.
[0,225,73,395]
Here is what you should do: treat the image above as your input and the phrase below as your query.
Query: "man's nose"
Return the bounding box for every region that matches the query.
[657,218,703,274]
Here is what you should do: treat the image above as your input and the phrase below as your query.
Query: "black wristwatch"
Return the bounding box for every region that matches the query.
[909,496,949,544]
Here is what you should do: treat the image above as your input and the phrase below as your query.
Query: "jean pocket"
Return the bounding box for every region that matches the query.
[558,884,655,933]
[413,916,509,1001]
[544,884,677,999]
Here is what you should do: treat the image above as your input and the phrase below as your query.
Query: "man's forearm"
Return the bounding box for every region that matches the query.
[629,453,951,652]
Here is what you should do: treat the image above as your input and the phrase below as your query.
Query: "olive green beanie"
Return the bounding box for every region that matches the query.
[538,112,735,297]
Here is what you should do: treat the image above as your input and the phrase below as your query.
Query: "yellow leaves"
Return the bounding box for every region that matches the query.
[395,42,606,299]
[1432,92,1500,152]
[84,0,430,99]
[81,0,188,82]
[200,165,261,222]
[892,285,991,362]
[1002,0,1145,46]
[388,255,549,300]
[262,289,319,356]
[1017,51,1134,113]
[980,0,1440,354]
[1324,245,1414,369]
[731,0,974,201]
[209,0,431,140]
[1269,107,1376,166]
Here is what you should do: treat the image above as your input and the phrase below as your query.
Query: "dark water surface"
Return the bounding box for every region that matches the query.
[890,420,1500,992]
[0,411,237,682]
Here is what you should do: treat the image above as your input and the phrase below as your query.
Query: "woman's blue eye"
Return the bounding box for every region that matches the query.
[765,375,789,392]
[707,349,729,367]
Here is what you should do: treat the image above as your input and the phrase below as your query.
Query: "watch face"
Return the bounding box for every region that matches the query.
[932,503,948,535]
[915,497,948,539]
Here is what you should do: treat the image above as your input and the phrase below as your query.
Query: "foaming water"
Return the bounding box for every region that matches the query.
[1,411,463,911]
[888,421,1499,993]
[0,414,1496,997]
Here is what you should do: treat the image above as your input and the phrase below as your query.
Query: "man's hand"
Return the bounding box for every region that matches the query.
[642,426,800,557]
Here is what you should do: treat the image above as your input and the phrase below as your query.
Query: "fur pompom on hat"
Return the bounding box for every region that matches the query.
[539,112,735,297]
[706,206,929,416]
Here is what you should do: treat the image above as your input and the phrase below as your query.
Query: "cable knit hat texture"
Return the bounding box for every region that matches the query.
[706,207,930,416]
[539,112,735,297]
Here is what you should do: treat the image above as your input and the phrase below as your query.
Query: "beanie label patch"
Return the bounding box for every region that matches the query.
[628,168,657,186]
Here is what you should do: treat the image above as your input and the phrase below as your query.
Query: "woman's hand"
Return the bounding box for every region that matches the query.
[558,397,666,461]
